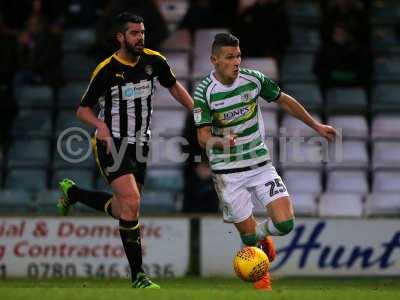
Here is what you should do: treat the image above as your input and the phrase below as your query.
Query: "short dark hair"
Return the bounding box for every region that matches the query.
[113,12,144,34]
[211,33,239,55]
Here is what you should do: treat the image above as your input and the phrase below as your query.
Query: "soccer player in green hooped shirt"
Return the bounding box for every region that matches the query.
[193,33,338,290]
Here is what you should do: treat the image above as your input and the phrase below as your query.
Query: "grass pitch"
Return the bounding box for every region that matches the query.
[0,277,399,300]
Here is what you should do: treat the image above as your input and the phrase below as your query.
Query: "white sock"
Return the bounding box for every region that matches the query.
[256,218,283,238]
[256,219,268,239]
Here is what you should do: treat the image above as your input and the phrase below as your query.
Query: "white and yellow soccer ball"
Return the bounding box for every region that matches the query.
[233,246,270,282]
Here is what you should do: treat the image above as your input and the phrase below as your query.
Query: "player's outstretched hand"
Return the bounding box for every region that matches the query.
[314,123,338,142]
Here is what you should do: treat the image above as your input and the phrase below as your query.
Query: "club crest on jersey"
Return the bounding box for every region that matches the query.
[145,65,153,76]
[193,107,202,123]
[241,91,252,103]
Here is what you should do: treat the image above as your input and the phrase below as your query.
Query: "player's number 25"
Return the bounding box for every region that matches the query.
[265,178,286,197]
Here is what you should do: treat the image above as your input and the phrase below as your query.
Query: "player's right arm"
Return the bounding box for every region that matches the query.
[192,82,236,150]
[197,126,236,150]
[76,65,112,153]
[76,107,111,145]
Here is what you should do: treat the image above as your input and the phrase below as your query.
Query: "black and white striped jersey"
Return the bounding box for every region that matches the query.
[80,48,176,144]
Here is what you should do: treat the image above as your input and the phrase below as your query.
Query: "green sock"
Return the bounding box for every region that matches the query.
[240,233,259,246]
[256,218,295,237]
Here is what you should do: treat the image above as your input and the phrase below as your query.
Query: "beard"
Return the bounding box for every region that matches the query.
[125,40,144,56]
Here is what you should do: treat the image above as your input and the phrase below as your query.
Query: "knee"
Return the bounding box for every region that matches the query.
[275,218,295,235]
[118,192,140,216]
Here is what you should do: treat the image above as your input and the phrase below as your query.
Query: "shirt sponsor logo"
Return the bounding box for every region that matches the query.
[222,107,250,121]
[133,80,152,98]
[124,88,134,97]
[121,80,152,100]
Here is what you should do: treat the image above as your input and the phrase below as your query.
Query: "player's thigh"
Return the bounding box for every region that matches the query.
[266,196,294,223]
[110,173,141,209]
[92,137,131,184]
[127,142,149,188]
[251,164,292,220]
[213,173,253,224]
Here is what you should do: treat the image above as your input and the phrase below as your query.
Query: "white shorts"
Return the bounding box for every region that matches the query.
[212,162,290,223]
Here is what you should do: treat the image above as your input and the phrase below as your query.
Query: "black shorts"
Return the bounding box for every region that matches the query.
[92,137,149,185]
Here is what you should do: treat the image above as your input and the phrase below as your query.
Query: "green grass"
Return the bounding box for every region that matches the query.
[0,277,399,300]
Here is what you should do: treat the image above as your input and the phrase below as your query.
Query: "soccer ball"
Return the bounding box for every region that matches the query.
[233,246,270,282]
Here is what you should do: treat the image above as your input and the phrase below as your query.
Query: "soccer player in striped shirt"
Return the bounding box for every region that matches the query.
[193,33,337,290]
[57,13,193,288]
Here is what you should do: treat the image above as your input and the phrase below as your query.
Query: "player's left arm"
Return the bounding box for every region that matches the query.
[276,92,338,141]
[156,54,194,111]
[168,81,194,111]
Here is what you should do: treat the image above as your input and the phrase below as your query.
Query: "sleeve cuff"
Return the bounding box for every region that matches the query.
[267,90,282,103]
[195,122,212,128]
[160,77,177,89]
[79,103,95,108]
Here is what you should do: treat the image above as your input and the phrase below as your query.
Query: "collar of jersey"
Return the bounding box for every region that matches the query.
[113,52,140,67]
[210,71,240,91]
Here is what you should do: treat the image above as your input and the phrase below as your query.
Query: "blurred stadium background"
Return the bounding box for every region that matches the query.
[0,0,399,286]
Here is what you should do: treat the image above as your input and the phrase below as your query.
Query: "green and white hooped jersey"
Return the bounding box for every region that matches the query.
[193,68,281,172]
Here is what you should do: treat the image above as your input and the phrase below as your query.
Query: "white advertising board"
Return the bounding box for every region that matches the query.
[0,217,189,278]
[201,218,400,276]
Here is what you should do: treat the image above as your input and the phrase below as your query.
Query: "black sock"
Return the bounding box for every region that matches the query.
[119,219,144,282]
[67,186,114,218]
